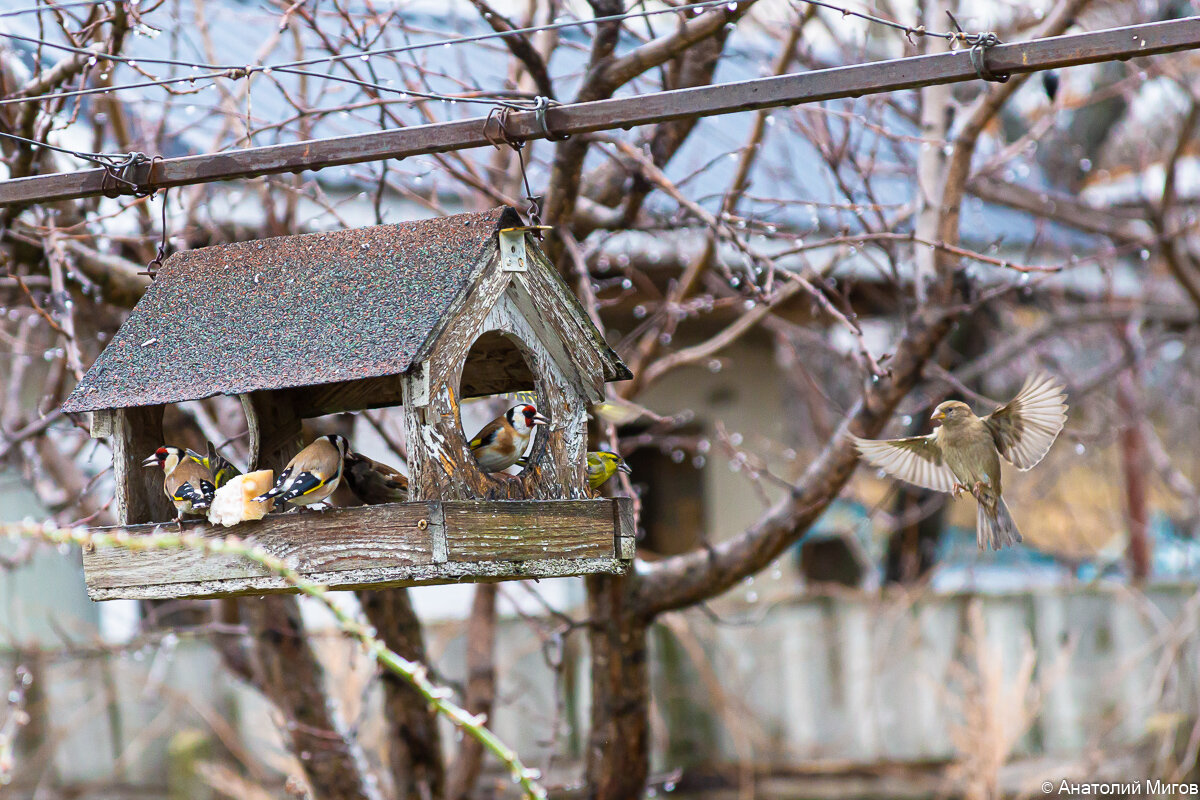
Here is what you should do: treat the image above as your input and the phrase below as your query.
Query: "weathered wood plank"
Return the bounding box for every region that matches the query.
[85,503,438,589]
[82,499,632,600]
[444,501,616,561]
[614,496,637,560]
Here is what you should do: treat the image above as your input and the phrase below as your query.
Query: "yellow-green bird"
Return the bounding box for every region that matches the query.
[587,450,632,489]
[516,450,632,489]
[852,374,1068,551]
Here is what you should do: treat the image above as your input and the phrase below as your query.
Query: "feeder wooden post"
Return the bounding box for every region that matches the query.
[243,391,303,473]
[113,405,175,525]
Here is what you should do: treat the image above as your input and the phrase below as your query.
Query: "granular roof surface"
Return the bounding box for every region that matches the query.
[63,207,521,413]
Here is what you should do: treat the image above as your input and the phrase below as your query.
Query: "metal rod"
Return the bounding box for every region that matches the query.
[1,17,1197,207]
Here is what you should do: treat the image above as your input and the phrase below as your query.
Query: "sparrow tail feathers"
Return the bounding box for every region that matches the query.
[977,497,1022,551]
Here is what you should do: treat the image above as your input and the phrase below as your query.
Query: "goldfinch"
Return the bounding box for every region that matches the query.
[185,441,241,489]
[853,374,1068,551]
[469,404,549,472]
[142,446,217,521]
[586,450,632,489]
[343,451,409,504]
[255,434,350,508]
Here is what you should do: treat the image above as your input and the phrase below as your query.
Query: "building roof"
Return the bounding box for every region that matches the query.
[63,207,626,413]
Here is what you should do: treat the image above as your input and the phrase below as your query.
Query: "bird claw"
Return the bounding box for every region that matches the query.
[951,482,966,499]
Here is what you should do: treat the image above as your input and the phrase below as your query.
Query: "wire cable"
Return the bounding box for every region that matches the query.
[0,0,109,19]
[0,127,134,166]
[0,0,748,110]
[0,0,1003,109]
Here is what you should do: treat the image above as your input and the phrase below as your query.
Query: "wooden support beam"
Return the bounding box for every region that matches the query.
[82,498,635,600]
[0,18,1197,206]
[112,405,175,525]
[243,391,302,472]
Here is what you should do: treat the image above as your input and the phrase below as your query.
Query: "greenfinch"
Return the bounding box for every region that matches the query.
[586,450,632,489]
[853,374,1068,551]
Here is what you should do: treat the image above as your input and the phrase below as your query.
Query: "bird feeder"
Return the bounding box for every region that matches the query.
[63,207,635,600]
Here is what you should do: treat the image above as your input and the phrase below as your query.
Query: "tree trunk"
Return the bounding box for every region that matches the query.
[445,584,498,800]
[584,574,650,800]
[1117,371,1151,581]
[358,588,445,800]
[241,596,379,800]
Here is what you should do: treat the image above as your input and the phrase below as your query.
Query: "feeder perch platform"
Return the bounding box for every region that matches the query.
[83,498,635,601]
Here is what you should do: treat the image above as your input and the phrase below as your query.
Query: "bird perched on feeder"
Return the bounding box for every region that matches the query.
[469,404,549,472]
[586,450,632,489]
[142,446,217,523]
[852,374,1068,551]
[517,449,633,489]
[255,434,350,509]
[343,451,409,504]
[186,441,240,488]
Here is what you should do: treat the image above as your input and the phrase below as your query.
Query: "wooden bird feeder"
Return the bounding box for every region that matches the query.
[63,207,635,600]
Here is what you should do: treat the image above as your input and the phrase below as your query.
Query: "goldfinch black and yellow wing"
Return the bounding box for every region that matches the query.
[204,441,241,488]
[852,433,957,493]
[983,374,1068,470]
[469,420,502,451]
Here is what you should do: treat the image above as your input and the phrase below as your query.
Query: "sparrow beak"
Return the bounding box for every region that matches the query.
[931,410,946,422]
[532,412,551,427]
[142,454,160,468]
[617,460,633,475]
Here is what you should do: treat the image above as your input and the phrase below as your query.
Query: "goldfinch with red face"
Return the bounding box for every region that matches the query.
[143,446,217,521]
[255,434,349,508]
[469,404,549,472]
[343,451,409,504]
[853,374,1067,551]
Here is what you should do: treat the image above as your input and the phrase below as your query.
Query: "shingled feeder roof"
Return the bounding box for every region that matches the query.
[64,206,621,413]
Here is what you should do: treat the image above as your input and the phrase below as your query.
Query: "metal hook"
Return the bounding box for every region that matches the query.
[483,105,548,233]
[98,152,161,198]
[532,96,568,142]
[969,32,1009,83]
[138,183,171,280]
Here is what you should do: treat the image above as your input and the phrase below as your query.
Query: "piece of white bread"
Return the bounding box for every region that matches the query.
[207,470,275,527]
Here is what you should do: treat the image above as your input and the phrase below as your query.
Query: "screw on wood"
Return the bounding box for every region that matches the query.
[418,518,429,530]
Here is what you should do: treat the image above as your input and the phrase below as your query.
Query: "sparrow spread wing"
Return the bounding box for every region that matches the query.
[852,434,958,493]
[984,373,1068,470]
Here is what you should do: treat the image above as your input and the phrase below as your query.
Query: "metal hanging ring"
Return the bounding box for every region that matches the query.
[969,33,1009,83]
[533,96,568,142]
[99,152,155,198]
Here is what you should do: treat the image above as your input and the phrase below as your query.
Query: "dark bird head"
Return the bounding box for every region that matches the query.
[931,400,973,426]
[1042,70,1060,102]
[324,434,350,457]
[142,445,184,471]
